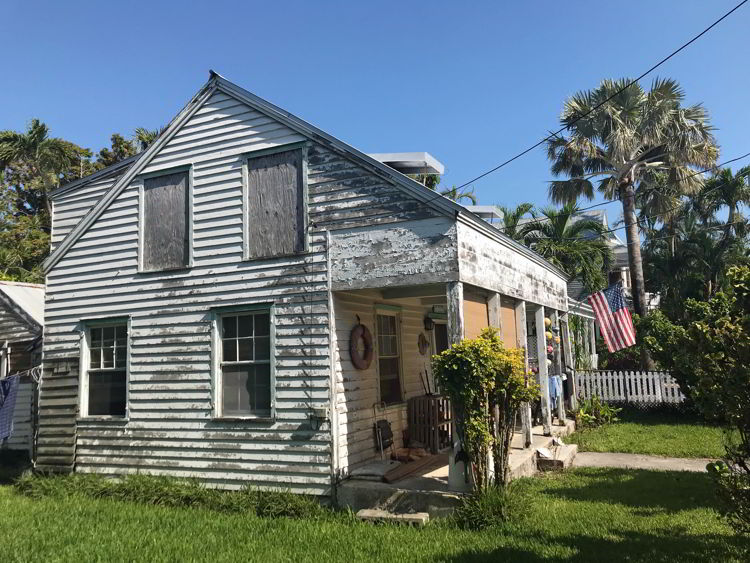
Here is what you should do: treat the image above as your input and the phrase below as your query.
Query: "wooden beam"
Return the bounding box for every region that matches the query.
[515,301,532,448]
[535,306,552,435]
[561,318,578,411]
[381,284,446,300]
[551,310,565,424]
[445,281,468,491]
[487,293,502,334]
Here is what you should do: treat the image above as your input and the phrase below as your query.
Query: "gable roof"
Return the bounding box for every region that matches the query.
[0,281,44,342]
[51,154,139,201]
[43,72,568,281]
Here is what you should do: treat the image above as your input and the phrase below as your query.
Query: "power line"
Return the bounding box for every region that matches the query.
[497,151,750,235]
[419,0,748,207]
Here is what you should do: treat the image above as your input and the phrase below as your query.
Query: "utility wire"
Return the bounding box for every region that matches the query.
[418,0,748,207]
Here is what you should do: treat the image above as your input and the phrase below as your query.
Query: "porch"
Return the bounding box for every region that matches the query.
[332,281,578,499]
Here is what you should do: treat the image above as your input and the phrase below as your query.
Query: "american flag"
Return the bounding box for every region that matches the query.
[587,283,636,352]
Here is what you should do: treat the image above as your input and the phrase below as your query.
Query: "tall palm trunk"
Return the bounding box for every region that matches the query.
[621,184,655,370]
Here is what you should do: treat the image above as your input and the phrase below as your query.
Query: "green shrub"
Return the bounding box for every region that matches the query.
[14,473,328,519]
[575,396,621,429]
[453,483,529,531]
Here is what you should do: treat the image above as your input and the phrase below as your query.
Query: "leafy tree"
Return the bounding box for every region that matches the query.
[644,266,750,535]
[432,328,537,490]
[496,202,533,243]
[133,126,164,152]
[521,203,612,295]
[0,119,86,218]
[546,78,718,325]
[701,167,750,239]
[410,173,478,205]
[93,133,137,170]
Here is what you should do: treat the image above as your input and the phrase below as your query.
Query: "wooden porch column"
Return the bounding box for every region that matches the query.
[551,310,566,424]
[446,281,468,491]
[515,301,533,448]
[561,317,578,411]
[487,292,502,336]
[535,306,552,435]
[589,318,598,369]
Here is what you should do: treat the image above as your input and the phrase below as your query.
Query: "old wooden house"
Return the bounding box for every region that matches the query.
[38,73,570,498]
[1,281,44,455]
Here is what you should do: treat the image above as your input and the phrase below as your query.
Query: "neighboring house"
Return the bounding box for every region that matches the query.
[0,281,44,455]
[37,73,569,498]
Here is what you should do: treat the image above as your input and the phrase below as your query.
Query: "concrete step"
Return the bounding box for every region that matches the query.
[537,443,578,471]
[356,508,430,527]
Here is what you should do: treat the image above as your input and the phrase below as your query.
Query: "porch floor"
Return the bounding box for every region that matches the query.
[336,420,576,517]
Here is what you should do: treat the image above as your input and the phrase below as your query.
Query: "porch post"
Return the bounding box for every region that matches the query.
[535,306,552,435]
[487,292,502,337]
[515,301,533,448]
[589,318,598,369]
[446,281,468,491]
[551,310,566,424]
[561,317,578,411]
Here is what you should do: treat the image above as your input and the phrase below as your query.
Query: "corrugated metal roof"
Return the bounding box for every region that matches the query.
[0,281,44,342]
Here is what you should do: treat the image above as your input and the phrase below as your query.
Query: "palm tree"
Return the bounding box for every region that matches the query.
[546,78,718,321]
[133,126,165,152]
[439,185,477,205]
[0,119,81,218]
[521,203,613,295]
[701,167,750,239]
[497,202,533,243]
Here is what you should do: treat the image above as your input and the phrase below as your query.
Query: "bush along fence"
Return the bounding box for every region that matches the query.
[575,371,684,405]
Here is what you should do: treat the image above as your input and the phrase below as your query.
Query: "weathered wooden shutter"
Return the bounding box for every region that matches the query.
[463,295,489,340]
[246,149,304,259]
[143,171,188,270]
[501,297,518,348]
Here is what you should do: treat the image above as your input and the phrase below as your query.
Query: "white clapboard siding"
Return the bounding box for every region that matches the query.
[38,89,444,496]
[5,378,35,453]
[333,291,438,474]
[575,371,685,405]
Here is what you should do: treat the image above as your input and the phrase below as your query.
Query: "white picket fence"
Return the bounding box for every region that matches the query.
[575,371,685,405]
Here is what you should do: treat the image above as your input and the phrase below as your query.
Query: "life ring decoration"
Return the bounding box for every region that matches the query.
[350,316,374,370]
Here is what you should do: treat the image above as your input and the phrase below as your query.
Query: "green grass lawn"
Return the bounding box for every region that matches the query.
[2,468,747,562]
[566,408,728,458]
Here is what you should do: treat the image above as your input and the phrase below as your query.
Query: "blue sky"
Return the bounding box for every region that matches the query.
[3,1,747,228]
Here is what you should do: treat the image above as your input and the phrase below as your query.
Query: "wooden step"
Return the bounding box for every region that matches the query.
[537,444,578,471]
[356,508,430,527]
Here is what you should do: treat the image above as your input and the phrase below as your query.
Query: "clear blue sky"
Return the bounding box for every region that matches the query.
[3,1,747,227]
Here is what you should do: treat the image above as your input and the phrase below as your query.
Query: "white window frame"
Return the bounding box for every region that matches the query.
[136,164,194,273]
[79,317,130,420]
[241,142,309,261]
[374,306,404,406]
[211,304,276,420]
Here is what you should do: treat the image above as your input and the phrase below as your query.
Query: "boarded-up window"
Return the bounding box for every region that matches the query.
[143,171,189,270]
[245,149,305,259]
[463,295,489,340]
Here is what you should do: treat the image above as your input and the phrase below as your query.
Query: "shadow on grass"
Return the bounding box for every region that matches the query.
[0,450,31,484]
[615,406,713,427]
[542,468,718,512]
[441,528,748,562]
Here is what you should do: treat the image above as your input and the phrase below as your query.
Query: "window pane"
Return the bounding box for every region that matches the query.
[237,338,253,361]
[254,314,270,336]
[88,370,126,416]
[379,358,401,405]
[223,316,237,339]
[237,315,253,338]
[222,365,271,417]
[90,347,101,369]
[115,348,126,368]
[435,324,449,354]
[255,336,270,360]
[222,339,237,362]
[102,347,114,368]
[90,328,102,347]
[102,326,114,343]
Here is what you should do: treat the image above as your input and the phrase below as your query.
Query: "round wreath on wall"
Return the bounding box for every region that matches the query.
[350,319,374,370]
[418,333,430,356]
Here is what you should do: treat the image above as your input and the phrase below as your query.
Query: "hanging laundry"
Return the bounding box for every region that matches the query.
[549,375,562,410]
[0,375,20,441]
